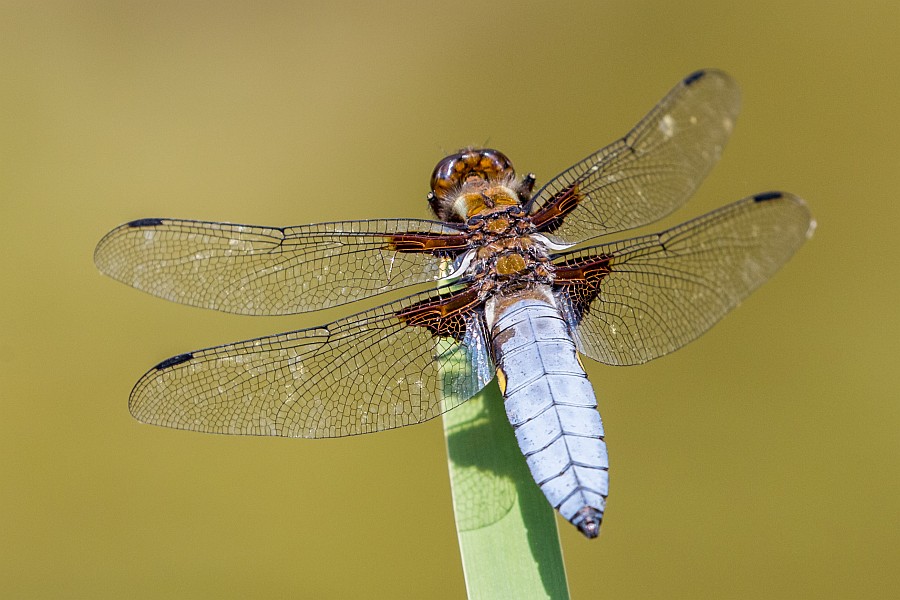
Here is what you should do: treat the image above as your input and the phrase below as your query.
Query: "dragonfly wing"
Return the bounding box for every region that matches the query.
[529,70,741,242]
[128,288,495,437]
[94,217,468,315]
[552,192,814,365]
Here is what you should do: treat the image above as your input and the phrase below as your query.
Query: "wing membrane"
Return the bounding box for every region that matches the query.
[94,218,466,315]
[529,70,741,241]
[553,192,814,365]
[128,290,494,437]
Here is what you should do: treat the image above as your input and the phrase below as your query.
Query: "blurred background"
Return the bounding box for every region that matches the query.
[2,1,898,598]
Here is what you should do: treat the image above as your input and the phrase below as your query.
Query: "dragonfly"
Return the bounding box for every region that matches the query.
[94,69,814,539]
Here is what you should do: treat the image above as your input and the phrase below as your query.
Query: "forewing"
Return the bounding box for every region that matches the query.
[94,218,467,315]
[553,192,814,365]
[528,70,741,241]
[128,290,495,437]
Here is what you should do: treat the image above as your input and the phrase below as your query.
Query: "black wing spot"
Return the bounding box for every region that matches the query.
[127,218,164,228]
[683,70,706,86]
[154,353,194,370]
[753,191,783,203]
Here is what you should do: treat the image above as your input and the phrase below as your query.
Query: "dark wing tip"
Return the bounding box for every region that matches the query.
[752,191,784,202]
[683,70,707,86]
[127,218,165,228]
[154,352,194,371]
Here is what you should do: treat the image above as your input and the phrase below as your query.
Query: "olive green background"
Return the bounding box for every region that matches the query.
[2,1,897,598]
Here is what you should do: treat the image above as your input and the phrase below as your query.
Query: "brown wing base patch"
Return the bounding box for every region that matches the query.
[552,254,613,322]
[530,184,583,233]
[385,232,468,256]
[396,288,481,341]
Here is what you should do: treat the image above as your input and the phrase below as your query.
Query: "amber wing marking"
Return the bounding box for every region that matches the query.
[385,232,469,255]
[530,184,584,233]
[552,254,613,322]
[396,288,481,341]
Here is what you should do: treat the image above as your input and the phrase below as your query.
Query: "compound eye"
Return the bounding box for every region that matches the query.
[429,148,515,200]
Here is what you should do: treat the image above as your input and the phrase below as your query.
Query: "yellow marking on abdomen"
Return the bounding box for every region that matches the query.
[496,367,507,395]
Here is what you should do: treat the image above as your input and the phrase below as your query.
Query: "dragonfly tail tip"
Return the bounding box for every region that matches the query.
[574,507,603,539]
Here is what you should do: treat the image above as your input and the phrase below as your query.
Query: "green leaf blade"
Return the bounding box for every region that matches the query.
[443,380,570,599]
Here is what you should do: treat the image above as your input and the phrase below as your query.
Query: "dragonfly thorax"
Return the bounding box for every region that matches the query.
[458,207,554,299]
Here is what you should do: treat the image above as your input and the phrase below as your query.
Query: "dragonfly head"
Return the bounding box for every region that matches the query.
[428,148,527,223]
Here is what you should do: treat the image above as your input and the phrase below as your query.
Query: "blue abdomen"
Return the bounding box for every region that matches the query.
[488,292,609,538]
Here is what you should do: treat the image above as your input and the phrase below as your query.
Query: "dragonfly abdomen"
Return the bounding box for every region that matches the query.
[488,292,609,538]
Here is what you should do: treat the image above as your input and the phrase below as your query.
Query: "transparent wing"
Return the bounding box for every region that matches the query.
[552,192,814,365]
[528,70,741,242]
[94,217,467,315]
[128,289,495,437]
